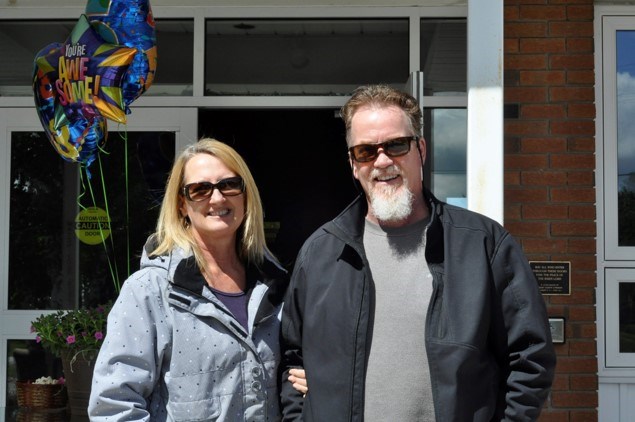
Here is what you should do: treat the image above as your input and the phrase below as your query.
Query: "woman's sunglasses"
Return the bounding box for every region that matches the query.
[348,136,418,163]
[182,176,245,202]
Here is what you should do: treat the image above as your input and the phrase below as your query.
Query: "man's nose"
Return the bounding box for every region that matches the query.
[374,150,394,167]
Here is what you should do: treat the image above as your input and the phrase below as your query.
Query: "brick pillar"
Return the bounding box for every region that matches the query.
[504,0,598,420]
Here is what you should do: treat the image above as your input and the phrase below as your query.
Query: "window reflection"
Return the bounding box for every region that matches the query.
[205,19,409,96]
[5,340,62,408]
[425,108,467,205]
[0,19,193,97]
[0,20,75,96]
[620,282,635,353]
[151,19,194,96]
[420,19,467,96]
[9,131,175,310]
[617,30,635,246]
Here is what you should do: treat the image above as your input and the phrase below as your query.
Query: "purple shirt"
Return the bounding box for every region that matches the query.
[208,286,249,331]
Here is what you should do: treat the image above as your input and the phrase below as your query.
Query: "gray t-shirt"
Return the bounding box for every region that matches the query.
[363,217,435,422]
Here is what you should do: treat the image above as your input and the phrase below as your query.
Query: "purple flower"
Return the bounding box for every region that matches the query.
[30,326,35,333]
[35,336,41,343]
[94,331,104,340]
[81,331,88,337]
[66,335,76,344]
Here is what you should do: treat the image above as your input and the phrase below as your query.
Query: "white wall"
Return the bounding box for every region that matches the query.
[0,0,467,7]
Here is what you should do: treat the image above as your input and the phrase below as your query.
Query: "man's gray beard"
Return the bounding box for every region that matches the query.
[369,184,414,223]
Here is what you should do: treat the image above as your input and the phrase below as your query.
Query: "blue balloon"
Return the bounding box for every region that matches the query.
[86,0,157,109]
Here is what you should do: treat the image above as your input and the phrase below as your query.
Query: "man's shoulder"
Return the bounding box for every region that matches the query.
[437,201,505,233]
[302,219,341,248]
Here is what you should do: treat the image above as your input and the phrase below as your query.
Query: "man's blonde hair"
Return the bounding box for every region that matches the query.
[340,84,422,145]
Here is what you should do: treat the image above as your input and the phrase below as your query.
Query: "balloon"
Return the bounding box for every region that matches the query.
[86,0,157,109]
[32,14,135,167]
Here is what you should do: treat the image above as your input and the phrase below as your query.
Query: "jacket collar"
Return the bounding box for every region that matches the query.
[142,235,289,322]
[326,187,445,265]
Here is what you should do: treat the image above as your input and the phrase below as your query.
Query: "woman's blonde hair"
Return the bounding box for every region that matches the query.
[151,138,270,268]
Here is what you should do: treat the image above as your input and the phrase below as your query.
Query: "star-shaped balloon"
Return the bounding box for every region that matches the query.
[86,0,157,109]
[32,14,136,168]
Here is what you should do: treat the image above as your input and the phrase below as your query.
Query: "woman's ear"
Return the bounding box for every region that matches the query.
[179,197,188,218]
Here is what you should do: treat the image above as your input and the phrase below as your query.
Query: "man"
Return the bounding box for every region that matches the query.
[280,85,556,421]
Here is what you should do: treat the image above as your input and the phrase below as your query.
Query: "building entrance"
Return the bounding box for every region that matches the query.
[199,108,358,269]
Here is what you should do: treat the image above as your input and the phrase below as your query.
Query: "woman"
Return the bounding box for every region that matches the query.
[89,138,305,421]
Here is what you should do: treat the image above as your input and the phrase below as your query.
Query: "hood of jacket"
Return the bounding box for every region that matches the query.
[139,235,289,322]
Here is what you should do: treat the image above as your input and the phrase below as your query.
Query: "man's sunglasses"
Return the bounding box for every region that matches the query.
[348,136,419,163]
[182,176,245,202]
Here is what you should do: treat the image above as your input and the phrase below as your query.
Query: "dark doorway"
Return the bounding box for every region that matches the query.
[199,109,358,270]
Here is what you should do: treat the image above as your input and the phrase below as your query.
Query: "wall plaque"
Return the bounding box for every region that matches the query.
[529,261,571,295]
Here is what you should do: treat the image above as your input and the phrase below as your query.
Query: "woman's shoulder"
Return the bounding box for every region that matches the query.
[119,265,172,300]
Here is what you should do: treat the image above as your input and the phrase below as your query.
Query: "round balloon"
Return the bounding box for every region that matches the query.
[86,0,157,109]
[32,14,135,168]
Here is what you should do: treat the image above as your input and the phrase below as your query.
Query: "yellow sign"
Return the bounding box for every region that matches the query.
[75,207,111,245]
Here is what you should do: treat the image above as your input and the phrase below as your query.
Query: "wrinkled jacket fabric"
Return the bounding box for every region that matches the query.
[89,241,288,421]
[280,191,556,422]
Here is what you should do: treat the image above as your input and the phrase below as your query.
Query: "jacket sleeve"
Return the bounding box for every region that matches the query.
[494,233,556,421]
[88,271,170,421]
[279,254,308,421]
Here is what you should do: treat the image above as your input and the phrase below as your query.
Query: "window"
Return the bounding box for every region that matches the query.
[596,12,635,373]
[0,19,193,98]
[420,19,467,96]
[8,130,175,310]
[205,19,409,96]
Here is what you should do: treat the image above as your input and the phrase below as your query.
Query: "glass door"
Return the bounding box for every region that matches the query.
[0,107,196,410]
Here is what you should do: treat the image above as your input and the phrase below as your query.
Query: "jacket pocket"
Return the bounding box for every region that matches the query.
[167,397,221,421]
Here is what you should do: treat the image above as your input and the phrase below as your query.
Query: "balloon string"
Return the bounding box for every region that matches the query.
[78,167,88,210]
[98,143,111,156]
[121,128,131,279]
[86,158,120,293]
[97,153,121,293]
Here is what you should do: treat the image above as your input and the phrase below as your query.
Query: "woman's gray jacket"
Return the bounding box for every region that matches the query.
[89,241,288,421]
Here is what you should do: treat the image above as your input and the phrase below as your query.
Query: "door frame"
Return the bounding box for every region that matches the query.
[0,106,197,408]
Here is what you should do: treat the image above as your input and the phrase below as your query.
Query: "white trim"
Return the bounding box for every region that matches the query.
[0,95,467,109]
[595,4,608,381]
[193,15,206,98]
[0,5,468,19]
[409,15,421,75]
[600,15,635,261]
[605,269,635,367]
[0,4,490,407]
[0,108,196,407]
[0,110,44,313]
[596,6,635,381]
[0,5,468,113]
[466,0,503,223]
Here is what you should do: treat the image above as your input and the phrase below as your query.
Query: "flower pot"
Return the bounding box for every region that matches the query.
[60,351,95,416]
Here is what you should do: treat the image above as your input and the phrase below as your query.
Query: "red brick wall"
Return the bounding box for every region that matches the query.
[504,0,597,420]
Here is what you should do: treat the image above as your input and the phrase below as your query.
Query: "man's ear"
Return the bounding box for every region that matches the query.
[418,137,427,164]
[349,155,360,180]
